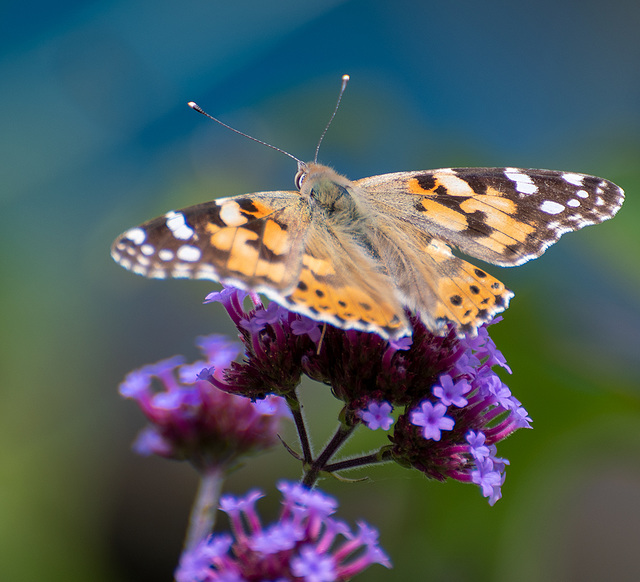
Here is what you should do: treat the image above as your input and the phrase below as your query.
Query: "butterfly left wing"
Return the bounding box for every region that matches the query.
[111,191,311,291]
[279,224,411,338]
[111,187,411,339]
[356,167,624,267]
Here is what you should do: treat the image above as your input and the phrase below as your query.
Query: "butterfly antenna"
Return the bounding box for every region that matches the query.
[188,102,303,165]
[314,74,350,163]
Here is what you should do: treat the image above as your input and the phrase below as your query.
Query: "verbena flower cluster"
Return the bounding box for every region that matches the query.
[175,482,391,582]
[118,284,531,580]
[200,286,531,504]
[119,334,290,471]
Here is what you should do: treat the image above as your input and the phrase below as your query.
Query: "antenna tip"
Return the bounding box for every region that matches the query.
[342,74,350,82]
[188,101,204,114]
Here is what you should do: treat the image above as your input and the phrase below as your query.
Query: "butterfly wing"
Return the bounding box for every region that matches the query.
[111,188,409,338]
[280,223,410,338]
[356,167,624,267]
[360,221,513,336]
[111,191,311,291]
[353,167,623,335]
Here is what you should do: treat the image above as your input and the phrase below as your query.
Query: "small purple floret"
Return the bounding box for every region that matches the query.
[432,374,471,407]
[409,401,455,441]
[358,401,394,431]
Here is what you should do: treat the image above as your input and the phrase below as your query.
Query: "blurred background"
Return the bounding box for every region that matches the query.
[2,1,639,580]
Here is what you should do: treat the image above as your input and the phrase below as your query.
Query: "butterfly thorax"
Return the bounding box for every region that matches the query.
[299,163,369,231]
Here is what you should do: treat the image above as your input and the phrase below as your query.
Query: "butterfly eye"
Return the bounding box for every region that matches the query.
[295,169,307,190]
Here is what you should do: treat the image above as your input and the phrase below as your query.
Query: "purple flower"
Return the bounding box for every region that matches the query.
[118,334,290,470]
[471,455,509,506]
[175,482,391,582]
[382,317,531,502]
[432,374,471,407]
[409,401,455,441]
[291,316,323,343]
[358,401,394,431]
[196,287,530,504]
[175,534,233,582]
[466,430,491,462]
[291,545,337,582]
[202,286,319,400]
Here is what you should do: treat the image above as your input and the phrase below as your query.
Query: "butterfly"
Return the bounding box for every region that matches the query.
[111,159,624,340]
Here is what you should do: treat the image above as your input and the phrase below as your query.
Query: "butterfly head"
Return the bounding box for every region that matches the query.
[294,162,354,209]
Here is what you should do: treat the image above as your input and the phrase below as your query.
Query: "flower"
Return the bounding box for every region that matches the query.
[118,334,290,471]
[202,289,320,400]
[200,287,531,503]
[432,374,471,407]
[174,482,391,582]
[357,401,394,431]
[388,319,531,503]
[409,401,455,441]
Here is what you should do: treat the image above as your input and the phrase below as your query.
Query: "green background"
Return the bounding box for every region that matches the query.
[2,1,639,581]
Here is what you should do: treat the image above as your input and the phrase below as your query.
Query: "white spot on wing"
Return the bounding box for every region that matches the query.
[567,199,580,207]
[576,189,589,198]
[171,265,194,278]
[149,268,168,279]
[195,265,218,280]
[504,168,538,195]
[124,227,146,245]
[165,211,194,240]
[540,200,565,215]
[132,263,148,275]
[158,249,174,261]
[562,173,584,186]
[141,244,155,256]
[219,201,249,226]
[176,245,202,262]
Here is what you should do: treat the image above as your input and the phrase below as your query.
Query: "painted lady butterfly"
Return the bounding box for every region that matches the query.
[111,85,624,340]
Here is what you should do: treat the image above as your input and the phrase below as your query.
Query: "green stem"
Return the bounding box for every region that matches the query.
[184,466,224,551]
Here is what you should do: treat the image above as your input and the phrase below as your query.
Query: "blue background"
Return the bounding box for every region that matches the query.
[2,1,639,581]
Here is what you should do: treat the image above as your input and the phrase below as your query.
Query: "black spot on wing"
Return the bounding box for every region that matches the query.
[415,174,437,191]
[236,197,260,213]
[451,170,513,196]
[464,211,493,238]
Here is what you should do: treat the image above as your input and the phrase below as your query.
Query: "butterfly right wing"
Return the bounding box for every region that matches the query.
[352,167,622,335]
[111,191,311,291]
[355,168,624,267]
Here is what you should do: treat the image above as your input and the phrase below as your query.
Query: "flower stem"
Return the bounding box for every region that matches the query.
[287,391,313,464]
[302,422,357,487]
[184,466,224,552]
[323,449,391,473]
